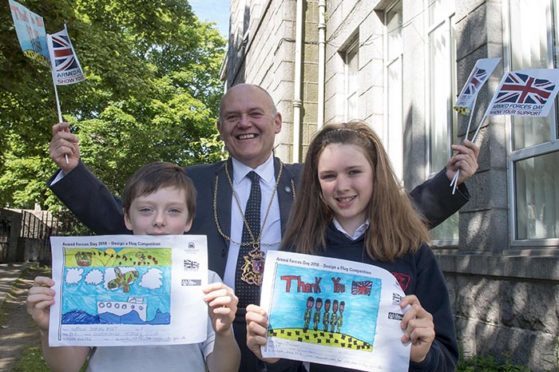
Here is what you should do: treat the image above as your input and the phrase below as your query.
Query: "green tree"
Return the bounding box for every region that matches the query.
[0,0,226,209]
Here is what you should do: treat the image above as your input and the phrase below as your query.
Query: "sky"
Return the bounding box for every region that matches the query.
[189,0,230,37]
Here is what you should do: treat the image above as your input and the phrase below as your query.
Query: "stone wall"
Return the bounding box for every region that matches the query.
[226,1,559,369]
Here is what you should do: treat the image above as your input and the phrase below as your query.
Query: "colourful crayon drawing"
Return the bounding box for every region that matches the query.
[267,264,381,352]
[61,247,172,325]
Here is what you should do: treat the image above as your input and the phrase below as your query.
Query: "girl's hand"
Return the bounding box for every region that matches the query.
[400,295,435,363]
[245,304,279,363]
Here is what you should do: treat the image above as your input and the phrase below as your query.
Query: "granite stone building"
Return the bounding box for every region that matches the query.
[223,0,559,370]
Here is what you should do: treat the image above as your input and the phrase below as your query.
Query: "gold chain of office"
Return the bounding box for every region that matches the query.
[212,160,296,248]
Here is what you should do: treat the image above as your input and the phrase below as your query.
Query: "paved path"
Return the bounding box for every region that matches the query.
[0,264,25,306]
[0,263,43,371]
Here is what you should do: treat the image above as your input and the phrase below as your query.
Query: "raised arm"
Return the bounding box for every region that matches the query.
[410,140,479,229]
[47,122,128,234]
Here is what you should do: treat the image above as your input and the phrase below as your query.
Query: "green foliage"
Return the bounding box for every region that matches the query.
[458,354,531,372]
[0,0,227,209]
[11,346,49,372]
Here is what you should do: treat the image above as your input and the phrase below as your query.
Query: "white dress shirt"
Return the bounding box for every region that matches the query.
[222,155,282,289]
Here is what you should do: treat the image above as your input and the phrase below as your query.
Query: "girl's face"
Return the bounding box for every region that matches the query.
[318,143,373,235]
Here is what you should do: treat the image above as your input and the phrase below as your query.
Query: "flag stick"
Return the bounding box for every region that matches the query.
[47,33,69,165]
[50,58,69,165]
[450,101,475,189]
[451,111,488,194]
[471,111,489,143]
[450,94,479,189]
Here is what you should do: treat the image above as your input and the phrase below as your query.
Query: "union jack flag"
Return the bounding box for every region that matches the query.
[464,68,487,95]
[47,25,85,85]
[494,72,554,105]
[455,58,500,112]
[351,280,372,296]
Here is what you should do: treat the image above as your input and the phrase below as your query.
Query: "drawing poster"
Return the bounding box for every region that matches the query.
[49,235,208,347]
[260,251,410,371]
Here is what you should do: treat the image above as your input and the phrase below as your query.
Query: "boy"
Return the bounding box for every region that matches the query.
[27,162,240,372]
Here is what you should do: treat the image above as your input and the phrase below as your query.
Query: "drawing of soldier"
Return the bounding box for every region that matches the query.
[303,296,314,331]
[330,299,338,333]
[322,299,331,331]
[336,301,345,333]
[313,298,323,331]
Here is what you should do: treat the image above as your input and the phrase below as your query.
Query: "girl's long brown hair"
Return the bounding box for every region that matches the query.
[281,121,429,261]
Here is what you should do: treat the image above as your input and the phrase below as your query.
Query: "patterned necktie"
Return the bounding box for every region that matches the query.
[235,171,262,309]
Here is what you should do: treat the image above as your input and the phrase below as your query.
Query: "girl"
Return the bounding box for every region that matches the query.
[246,121,458,371]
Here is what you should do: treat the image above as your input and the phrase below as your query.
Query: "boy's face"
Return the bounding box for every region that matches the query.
[124,186,192,235]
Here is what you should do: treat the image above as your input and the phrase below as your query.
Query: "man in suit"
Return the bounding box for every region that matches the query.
[48,83,479,371]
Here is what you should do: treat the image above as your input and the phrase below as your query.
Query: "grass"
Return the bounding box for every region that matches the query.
[458,354,531,372]
[11,346,49,372]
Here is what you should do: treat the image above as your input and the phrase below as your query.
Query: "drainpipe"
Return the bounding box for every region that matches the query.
[293,0,304,162]
[317,0,326,128]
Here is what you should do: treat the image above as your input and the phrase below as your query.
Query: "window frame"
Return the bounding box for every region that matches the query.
[504,0,559,246]
[425,0,459,245]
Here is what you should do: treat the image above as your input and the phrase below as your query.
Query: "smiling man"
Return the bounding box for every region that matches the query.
[47,83,479,372]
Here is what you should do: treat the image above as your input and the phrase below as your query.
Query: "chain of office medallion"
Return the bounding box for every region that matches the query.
[212,161,296,247]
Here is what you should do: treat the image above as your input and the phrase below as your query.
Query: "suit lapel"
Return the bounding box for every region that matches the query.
[274,157,296,234]
[215,159,233,241]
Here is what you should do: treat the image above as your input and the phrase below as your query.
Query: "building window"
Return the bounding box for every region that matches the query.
[508,0,559,242]
[344,38,359,121]
[386,0,404,181]
[427,0,458,242]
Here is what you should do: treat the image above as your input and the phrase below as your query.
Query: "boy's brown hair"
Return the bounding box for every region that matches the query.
[122,162,196,222]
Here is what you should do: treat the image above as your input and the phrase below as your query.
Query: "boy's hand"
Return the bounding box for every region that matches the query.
[49,122,80,174]
[26,276,56,332]
[202,282,238,334]
[245,304,279,363]
[400,295,435,363]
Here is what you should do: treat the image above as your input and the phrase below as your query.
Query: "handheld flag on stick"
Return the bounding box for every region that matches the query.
[46,24,85,123]
[46,25,86,164]
[471,68,559,144]
[454,58,500,115]
[457,68,559,195]
[8,0,49,65]
[47,25,85,86]
[450,58,500,193]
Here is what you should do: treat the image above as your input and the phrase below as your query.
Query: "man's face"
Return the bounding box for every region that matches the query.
[218,84,282,168]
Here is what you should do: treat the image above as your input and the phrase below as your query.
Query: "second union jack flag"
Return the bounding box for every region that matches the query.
[494,72,554,105]
[487,69,559,117]
[47,25,85,85]
[455,58,500,113]
[464,68,487,95]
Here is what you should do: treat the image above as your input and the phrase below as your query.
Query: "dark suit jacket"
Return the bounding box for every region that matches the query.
[49,158,302,277]
[49,159,468,277]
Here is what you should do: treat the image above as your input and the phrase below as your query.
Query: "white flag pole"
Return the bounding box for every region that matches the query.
[450,94,479,189]
[47,33,69,164]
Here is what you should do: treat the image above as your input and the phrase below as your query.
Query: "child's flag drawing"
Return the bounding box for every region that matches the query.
[49,235,208,347]
[259,251,410,371]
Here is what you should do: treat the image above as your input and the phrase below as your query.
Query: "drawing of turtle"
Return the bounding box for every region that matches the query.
[107,267,139,293]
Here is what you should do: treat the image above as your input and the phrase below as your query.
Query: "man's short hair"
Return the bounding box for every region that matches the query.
[122,162,196,221]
